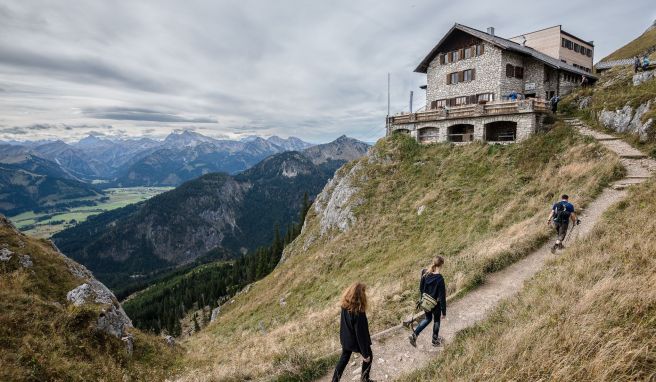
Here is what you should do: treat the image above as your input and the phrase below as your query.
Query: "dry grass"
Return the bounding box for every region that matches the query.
[177,126,621,381]
[0,222,180,382]
[401,179,656,381]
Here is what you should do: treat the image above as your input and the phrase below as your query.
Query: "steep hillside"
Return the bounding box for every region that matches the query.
[179,126,621,381]
[0,216,177,381]
[562,27,656,156]
[402,178,656,381]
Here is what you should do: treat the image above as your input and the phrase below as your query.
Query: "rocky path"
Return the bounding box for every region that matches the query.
[317,119,655,382]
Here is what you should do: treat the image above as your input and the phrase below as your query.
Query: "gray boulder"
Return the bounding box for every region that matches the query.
[313,161,364,236]
[633,70,654,86]
[210,306,221,322]
[599,100,653,141]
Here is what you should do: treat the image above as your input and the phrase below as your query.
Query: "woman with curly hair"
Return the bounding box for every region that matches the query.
[331,282,375,382]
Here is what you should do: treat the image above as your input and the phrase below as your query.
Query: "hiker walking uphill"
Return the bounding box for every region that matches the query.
[409,256,447,348]
[331,283,375,382]
[548,194,580,253]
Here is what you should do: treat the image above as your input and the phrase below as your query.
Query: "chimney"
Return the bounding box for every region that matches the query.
[487,27,495,36]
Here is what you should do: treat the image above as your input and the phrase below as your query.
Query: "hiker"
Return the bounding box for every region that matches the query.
[581,75,588,87]
[509,91,518,101]
[549,95,560,113]
[634,56,641,73]
[642,55,651,71]
[409,256,447,348]
[547,194,579,253]
[331,282,375,382]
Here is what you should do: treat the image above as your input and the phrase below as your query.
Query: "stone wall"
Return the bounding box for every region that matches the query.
[390,112,541,143]
[426,42,502,103]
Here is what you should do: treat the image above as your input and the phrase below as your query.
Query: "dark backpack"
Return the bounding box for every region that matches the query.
[553,202,569,224]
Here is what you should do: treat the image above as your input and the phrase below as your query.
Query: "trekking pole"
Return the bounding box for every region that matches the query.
[563,222,578,243]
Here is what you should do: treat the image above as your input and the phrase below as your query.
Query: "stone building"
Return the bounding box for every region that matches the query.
[387,23,597,144]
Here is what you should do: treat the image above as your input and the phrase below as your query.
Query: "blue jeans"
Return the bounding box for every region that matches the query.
[414,310,441,342]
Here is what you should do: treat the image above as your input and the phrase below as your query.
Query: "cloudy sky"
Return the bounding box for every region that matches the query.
[0,1,653,143]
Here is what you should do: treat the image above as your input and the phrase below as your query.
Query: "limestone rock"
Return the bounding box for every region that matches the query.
[578,96,592,110]
[314,161,364,236]
[210,306,221,322]
[600,100,653,141]
[18,254,33,268]
[417,205,426,216]
[164,335,176,347]
[633,70,654,86]
[66,280,133,338]
[0,247,13,261]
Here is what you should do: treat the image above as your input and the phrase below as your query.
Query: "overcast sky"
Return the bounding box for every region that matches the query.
[0,1,653,143]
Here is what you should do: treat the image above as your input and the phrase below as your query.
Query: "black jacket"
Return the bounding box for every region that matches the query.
[419,269,447,316]
[339,308,372,358]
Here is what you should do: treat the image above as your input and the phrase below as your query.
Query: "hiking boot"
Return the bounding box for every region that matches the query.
[550,243,558,254]
[408,333,417,347]
[432,336,444,347]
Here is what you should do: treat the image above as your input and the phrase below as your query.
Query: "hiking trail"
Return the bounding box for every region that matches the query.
[316,118,655,381]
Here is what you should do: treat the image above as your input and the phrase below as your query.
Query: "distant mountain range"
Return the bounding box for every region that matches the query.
[1,130,315,186]
[52,136,370,289]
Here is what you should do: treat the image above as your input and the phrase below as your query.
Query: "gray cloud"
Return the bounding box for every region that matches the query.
[0,1,653,143]
[83,107,217,123]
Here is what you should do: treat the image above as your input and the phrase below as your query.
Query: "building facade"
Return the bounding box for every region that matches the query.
[387,23,597,144]
[509,25,594,72]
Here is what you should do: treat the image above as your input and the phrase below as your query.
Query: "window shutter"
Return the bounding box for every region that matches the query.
[458,71,464,82]
[469,95,477,104]
[439,54,445,65]
[446,73,451,85]
[479,44,484,55]
[470,46,476,58]
[459,48,465,60]
[430,100,437,109]
[471,68,476,80]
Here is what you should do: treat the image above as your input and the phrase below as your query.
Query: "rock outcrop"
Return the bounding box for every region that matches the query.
[599,100,654,141]
[313,161,365,236]
[633,70,654,86]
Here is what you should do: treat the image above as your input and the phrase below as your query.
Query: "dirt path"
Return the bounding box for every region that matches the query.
[317,119,655,382]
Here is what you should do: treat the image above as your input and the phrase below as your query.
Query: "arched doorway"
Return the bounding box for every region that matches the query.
[484,121,517,142]
[447,124,475,142]
[418,127,439,143]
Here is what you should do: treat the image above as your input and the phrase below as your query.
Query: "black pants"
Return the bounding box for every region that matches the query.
[332,350,372,382]
[414,309,441,342]
[554,221,569,242]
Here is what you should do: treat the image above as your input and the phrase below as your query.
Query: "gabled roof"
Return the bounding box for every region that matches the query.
[415,23,597,79]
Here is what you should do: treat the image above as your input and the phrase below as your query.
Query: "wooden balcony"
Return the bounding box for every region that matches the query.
[388,99,550,126]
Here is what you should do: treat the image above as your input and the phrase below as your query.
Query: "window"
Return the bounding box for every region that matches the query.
[574,43,580,53]
[586,48,592,57]
[477,93,494,102]
[562,37,566,47]
[435,99,446,108]
[476,44,485,56]
[447,72,459,85]
[544,67,551,82]
[464,47,472,59]
[514,66,524,79]
[463,69,475,82]
[451,50,459,62]
[455,96,468,106]
[506,64,514,77]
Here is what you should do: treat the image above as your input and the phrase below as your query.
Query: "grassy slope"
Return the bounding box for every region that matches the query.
[0,221,179,381]
[600,27,656,62]
[401,178,656,382]
[179,125,621,381]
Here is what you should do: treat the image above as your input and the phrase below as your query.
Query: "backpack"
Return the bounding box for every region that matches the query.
[553,202,569,224]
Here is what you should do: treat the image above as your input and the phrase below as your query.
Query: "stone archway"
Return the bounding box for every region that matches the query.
[484,121,517,142]
[447,124,475,142]
[417,127,439,143]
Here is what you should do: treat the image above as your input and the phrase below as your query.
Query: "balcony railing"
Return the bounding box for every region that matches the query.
[388,99,550,126]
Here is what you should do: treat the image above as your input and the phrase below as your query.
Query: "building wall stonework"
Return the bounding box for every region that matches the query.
[390,113,541,143]
[426,42,502,104]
